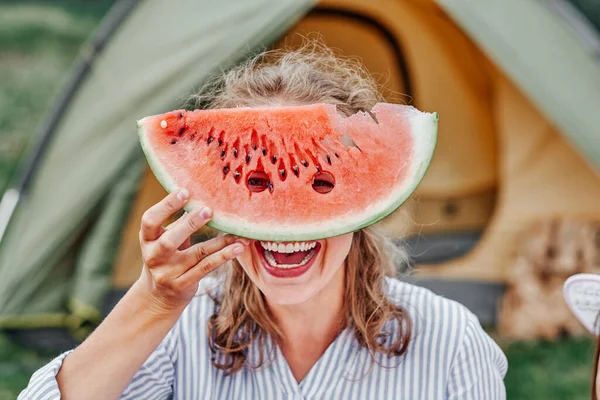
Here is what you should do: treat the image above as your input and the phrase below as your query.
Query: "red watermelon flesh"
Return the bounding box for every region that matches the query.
[138,103,437,241]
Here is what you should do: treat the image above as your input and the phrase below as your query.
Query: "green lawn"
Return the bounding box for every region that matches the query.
[502,336,595,399]
[0,1,599,399]
[0,333,53,400]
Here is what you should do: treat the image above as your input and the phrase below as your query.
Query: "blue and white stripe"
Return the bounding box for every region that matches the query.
[19,277,508,399]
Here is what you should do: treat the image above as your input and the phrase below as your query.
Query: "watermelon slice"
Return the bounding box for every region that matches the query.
[137,103,437,241]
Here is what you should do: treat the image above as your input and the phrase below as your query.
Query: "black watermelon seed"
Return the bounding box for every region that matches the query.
[267,182,274,192]
[223,165,230,175]
[271,155,277,164]
[334,152,339,158]
[252,144,257,150]
[262,147,267,156]
[246,154,251,163]
[301,160,308,167]
[179,112,183,118]
[233,149,238,158]
[218,139,223,146]
[207,136,214,145]
[316,166,321,172]
[220,150,226,159]
[326,155,332,165]
[170,139,177,144]
[233,171,241,179]
[178,127,185,135]
[280,169,286,178]
[292,165,299,176]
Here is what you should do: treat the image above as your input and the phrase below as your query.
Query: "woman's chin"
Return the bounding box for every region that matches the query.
[261,283,326,306]
[256,263,325,305]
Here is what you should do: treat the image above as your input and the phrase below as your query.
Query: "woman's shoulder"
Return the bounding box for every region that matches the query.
[383,280,508,394]
[384,277,507,376]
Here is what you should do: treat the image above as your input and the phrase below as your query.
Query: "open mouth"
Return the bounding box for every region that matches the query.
[254,241,321,278]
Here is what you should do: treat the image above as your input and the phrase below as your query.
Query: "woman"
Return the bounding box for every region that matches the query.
[20,45,507,399]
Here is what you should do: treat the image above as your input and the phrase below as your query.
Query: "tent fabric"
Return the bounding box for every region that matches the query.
[0,0,316,332]
[0,155,144,332]
[437,0,600,169]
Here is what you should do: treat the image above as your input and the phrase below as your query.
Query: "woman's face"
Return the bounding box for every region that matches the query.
[236,233,354,305]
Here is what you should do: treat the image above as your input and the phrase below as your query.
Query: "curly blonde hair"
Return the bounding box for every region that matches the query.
[200,42,413,374]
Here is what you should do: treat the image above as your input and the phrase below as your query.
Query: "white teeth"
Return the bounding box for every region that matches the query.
[263,249,316,269]
[264,249,277,265]
[260,241,319,253]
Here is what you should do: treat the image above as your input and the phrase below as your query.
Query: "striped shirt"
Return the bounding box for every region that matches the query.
[20,277,508,399]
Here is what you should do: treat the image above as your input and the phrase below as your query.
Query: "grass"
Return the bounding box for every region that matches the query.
[0,1,599,399]
[0,333,53,400]
[502,336,596,399]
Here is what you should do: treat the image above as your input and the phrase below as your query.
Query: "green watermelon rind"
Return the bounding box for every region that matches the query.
[137,108,438,241]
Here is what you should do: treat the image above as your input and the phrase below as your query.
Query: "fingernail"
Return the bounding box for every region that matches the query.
[177,188,189,201]
[199,207,212,219]
[233,245,244,255]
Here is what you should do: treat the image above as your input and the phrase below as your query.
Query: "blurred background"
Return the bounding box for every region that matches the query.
[1,0,600,399]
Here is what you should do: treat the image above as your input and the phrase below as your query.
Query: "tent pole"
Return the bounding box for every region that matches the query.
[0,0,141,245]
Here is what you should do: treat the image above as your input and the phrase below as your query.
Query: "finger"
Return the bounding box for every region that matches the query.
[178,243,245,284]
[168,217,192,251]
[148,235,240,277]
[158,208,212,253]
[140,189,189,242]
[165,214,190,250]
[180,234,241,266]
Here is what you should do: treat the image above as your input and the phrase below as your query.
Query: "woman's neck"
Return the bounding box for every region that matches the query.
[267,265,346,382]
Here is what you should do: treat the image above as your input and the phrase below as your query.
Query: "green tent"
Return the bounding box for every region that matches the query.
[1,0,599,349]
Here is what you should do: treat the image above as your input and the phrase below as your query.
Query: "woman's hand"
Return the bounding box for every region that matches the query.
[52,188,248,400]
[138,188,248,315]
